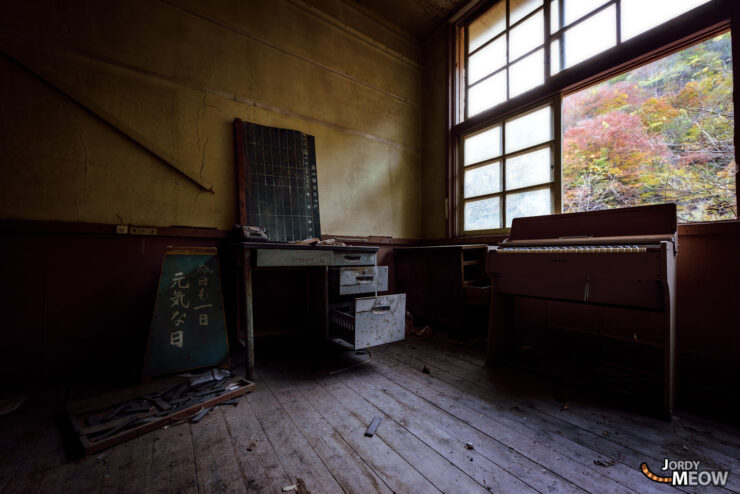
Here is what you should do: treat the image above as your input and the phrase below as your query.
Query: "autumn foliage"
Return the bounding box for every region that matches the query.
[562,33,735,222]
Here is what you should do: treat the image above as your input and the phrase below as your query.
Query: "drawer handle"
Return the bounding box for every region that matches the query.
[372,305,391,314]
[344,255,362,262]
[356,275,374,284]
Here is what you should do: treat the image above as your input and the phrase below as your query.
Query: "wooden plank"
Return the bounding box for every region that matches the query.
[219,393,292,493]
[336,367,605,494]
[74,378,254,456]
[57,453,109,493]
[5,464,66,494]
[0,31,214,192]
[149,423,198,494]
[332,370,549,493]
[313,370,512,494]
[404,339,740,472]
[100,435,154,493]
[381,342,735,494]
[411,337,740,467]
[246,376,344,494]
[370,348,681,494]
[0,395,67,494]
[293,375,445,493]
[191,408,247,494]
[631,413,740,462]
[258,368,394,494]
[67,377,190,415]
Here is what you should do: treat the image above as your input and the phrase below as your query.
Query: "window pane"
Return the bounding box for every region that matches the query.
[469,1,506,53]
[510,0,542,26]
[509,49,544,97]
[562,33,735,222]
[562,5,615,68]
[563,0,609,26]
[468,35,506,84]
[550,39,561,75]
[622,0,709,41]
[465,197,501,230]
[464,125,502,165]
[550,0,559,33]
[465,161,502,197]
[506,147,552,189]
[509,10,544,60]
[505,106,552,153]
[505,188,551,227]
[468,71,507,117]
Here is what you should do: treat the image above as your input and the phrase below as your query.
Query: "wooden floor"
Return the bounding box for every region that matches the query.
[2,337,740,493]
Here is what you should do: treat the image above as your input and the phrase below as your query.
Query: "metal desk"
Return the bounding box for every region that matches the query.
[235,242,379,379]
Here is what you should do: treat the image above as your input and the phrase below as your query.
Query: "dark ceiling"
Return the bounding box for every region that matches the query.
[349,0,472,40]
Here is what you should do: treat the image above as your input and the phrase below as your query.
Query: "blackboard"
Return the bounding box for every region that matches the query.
[234,119,321,242]
[142,247,229,377]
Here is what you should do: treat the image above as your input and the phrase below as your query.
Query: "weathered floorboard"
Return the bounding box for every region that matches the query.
[372,346,681,494]
[2,338,739,494]
[259,367,394,494]
[220,396,292,494]
[149,422,198,494]
[101,434,154,494]
[380,341,736,494]
[246,374,344,494]
[294,373,445,493]
[191,408,247,494]
[310,370,492,493]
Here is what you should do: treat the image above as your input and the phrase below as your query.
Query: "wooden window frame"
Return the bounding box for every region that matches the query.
[459,99,561,235]
[447,0,738,238]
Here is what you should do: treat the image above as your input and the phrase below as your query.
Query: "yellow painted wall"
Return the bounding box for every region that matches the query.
[0,0,422,238]
[421,28,449,239]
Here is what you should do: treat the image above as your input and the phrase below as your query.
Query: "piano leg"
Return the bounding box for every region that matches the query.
[486,284,513,365]
[661,250,677,420]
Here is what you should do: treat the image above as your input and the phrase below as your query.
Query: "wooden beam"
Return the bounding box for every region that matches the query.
[0,29,215,193]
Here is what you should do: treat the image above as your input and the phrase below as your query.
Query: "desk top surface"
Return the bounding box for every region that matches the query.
[394,243,488,251]
[235,242,378,252]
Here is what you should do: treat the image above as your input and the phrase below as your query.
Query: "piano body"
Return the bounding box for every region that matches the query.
[486,204,677,418]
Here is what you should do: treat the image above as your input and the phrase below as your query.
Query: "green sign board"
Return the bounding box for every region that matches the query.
[143,248,229,377]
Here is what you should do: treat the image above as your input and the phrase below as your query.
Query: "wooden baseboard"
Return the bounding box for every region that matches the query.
[0,217,230,238]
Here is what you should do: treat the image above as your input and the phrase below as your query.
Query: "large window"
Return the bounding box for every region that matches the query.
[461,0,712,120]
[465,0,547,117]
[563,33,735,222]
[463,105,557,229]
[455,0,734,234]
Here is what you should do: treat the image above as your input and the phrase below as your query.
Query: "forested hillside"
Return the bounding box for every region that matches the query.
[562,32,735,222]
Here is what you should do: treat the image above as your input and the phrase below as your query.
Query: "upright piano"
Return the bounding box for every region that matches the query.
[486,204,677,418]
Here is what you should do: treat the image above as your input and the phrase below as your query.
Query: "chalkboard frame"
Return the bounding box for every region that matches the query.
[233,119,321,242]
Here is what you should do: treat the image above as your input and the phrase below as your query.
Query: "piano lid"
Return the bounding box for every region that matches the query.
[507,204,677,242]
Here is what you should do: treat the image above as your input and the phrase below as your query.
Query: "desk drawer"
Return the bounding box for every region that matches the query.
[256,249,332,267]
[329,266,388,295]
[329,294,405,349]
[464,283,491,306]
[332,251,376,266]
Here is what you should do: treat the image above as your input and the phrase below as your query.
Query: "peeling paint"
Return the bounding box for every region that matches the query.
[330,294,406,349]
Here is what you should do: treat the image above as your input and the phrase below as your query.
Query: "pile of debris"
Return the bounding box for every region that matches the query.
[66,372,254,455]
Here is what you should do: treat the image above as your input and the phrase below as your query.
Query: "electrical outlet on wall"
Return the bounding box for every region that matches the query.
[116,225,129,234]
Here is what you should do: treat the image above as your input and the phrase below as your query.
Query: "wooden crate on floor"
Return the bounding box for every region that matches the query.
[66,376,255,455]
